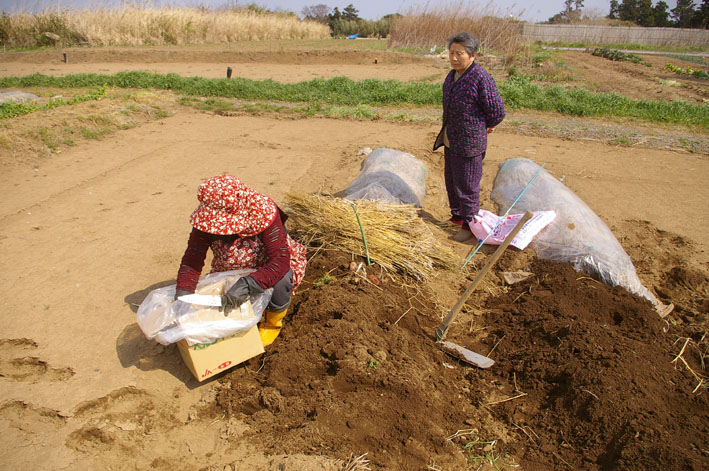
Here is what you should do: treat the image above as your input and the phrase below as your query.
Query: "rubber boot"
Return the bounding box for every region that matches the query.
[259,308,287,347]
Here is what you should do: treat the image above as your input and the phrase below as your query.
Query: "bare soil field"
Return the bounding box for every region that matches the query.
[0,45,707,470]
[545,50,708,104]
[0,45,446,83]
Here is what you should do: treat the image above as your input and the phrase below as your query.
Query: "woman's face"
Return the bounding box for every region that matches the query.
[449,42,475,73]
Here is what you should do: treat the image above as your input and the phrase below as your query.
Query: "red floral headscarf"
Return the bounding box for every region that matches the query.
[190,175,278,237]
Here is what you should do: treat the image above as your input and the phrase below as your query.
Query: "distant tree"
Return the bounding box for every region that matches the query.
[608,0,620,19]
[672,0,696,27]
[378,13,402,37]
[564,0,585,10]
[342,4,360,21]
[244,3,270,14]
[327,7,341,34]
[636,0,656,25]
[328,6,341,21]
[616,0,655,26]
[548,0,584,23]
[692,0,709,27]
[382,13,403,21]
[302,4,331,23]
[607,0,620,18]
[546,12,563,23]
[653,1,672,26]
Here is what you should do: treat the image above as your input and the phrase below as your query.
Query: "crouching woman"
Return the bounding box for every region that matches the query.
[175,174,307,346]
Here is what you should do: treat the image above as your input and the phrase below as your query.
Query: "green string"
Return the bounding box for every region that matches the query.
[350,203,371,266]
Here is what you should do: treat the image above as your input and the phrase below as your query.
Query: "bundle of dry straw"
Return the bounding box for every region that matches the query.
[286,192,458,281]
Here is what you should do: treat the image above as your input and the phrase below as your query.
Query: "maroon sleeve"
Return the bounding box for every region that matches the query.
[176,228,212,293]
[250,211,291,290]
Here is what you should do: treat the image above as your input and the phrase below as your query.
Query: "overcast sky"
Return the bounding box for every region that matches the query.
[0,1,682,23]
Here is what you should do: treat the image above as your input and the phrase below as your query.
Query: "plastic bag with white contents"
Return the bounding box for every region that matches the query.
[490,158,658,306]
[136,269,273,346]
[344,148,428,207]
[470,209,556,250]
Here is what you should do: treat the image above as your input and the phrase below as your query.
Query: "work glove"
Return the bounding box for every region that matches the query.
[222,277,251,315]
[174,289,192,301]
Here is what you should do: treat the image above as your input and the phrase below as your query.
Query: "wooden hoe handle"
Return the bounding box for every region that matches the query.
[435,211,534,341]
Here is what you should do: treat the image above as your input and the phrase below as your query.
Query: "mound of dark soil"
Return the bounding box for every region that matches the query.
[478,258,708,470]
[217,251,476,470]
[216,251,708,470]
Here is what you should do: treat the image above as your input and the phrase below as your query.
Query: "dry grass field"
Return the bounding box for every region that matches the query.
[0,4,330,46]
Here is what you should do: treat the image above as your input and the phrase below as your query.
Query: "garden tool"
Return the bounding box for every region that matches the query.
[259,307,287,346]
[435,211,534,368]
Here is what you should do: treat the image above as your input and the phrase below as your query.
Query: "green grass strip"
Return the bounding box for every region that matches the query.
[0,72,440,106]
[0,85,106,118]
[500,76,707,128]
[0,72,706,127]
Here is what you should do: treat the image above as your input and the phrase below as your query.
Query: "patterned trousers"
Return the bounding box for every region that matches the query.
[444,147,485,225]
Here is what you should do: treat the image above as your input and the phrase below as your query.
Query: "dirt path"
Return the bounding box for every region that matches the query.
[0,47,448,83]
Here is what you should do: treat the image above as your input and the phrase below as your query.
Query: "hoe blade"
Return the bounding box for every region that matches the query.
[439,341,495,369]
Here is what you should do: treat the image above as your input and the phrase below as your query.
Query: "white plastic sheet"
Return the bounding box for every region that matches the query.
[490,158,658,305]
[344,148,428,207]
[136,269,273,345]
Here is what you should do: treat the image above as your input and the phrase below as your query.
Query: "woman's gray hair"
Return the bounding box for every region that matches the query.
[447,32,479,55]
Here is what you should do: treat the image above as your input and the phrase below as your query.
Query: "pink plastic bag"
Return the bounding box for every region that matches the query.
[469,209,556,250]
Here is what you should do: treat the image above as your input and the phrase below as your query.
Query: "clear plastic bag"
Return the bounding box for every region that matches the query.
[490,158,658,305]
[136,269,273,345]
[344,148,428,207]
[0,91,39,104]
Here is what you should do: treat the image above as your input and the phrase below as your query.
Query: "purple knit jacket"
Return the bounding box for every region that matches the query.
[433,62,506,156]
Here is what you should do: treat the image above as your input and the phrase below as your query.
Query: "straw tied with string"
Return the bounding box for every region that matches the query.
[285,192,458,282]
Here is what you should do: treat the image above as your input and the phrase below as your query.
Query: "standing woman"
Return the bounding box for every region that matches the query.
[433,32,506,242]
